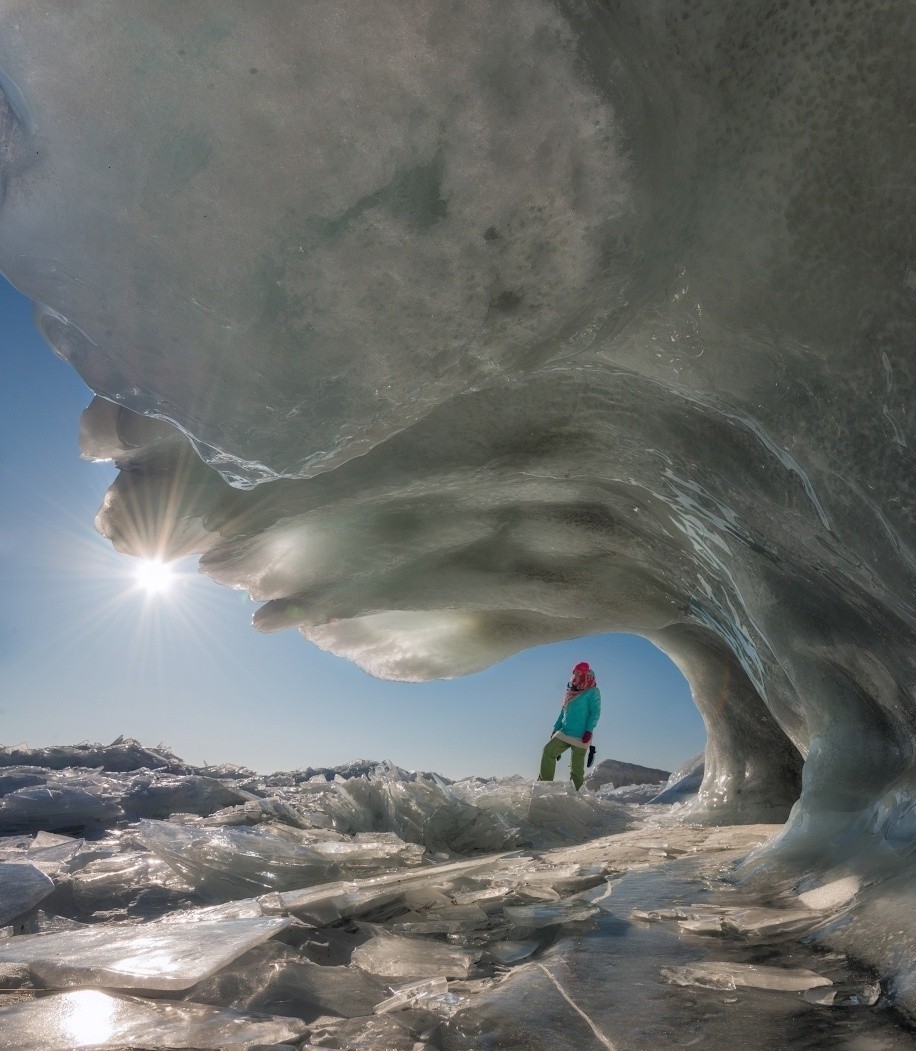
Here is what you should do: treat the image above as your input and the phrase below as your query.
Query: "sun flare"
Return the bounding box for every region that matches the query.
[134,558,175,594]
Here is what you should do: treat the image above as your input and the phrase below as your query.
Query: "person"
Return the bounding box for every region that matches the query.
[538,661,601,791]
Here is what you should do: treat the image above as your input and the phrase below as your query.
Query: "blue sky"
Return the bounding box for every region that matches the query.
[0,276,706,780]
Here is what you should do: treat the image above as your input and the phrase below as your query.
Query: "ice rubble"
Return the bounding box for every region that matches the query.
[0,863,53,926]
[1,0,915,1016]
[0,747,911,1048]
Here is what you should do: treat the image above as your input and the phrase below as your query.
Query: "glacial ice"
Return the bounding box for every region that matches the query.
[1,0,915,1029]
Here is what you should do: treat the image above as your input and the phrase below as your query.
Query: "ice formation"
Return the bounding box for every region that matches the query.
[0,744,910,1048]
[0,0,915,1024]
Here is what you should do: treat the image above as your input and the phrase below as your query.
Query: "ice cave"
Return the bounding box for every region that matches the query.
[0,1,914,1048]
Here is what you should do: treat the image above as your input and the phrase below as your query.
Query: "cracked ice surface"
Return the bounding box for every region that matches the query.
[1,0,916,1021]
[0,747,913,1047]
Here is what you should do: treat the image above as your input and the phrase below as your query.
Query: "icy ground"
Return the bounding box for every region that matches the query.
[0,742,912,1049]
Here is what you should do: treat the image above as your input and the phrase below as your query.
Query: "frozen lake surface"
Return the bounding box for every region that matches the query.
[0,744,912,1049]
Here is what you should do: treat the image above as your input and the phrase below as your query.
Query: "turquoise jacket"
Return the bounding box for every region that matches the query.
[553,686,601,740]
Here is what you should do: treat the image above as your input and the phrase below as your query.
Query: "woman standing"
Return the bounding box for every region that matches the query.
[538,661,601,790]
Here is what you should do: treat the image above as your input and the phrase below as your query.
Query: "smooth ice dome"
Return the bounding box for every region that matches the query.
[0,0,915,1019]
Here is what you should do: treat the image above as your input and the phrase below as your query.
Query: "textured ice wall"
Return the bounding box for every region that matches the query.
[1,0,915,1001]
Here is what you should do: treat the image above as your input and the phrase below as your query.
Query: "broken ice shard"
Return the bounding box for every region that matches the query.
[503,903,597,929]
[25,832,84,875]
[0,914,292,990]
[187,945,390,1021]
[265,853,518,924]
[352,933,478,978]
[135,819,340,897]
[0,781,121,833]
[487,940,540,965]
[0,862,54,925]
[661,961,833,993]
[121,774,252,819]
[69,852,193,914]
[802,980,881,1007]
[0,989,307,1050]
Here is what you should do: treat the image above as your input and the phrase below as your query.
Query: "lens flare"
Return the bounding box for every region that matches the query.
[134,558,174,594]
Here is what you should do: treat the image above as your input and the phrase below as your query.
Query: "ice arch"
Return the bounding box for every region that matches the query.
[1,0,915,1006]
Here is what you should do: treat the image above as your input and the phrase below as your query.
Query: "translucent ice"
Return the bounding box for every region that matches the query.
[0,989,307,1050]
[504,903,597,929]
[488,940,540,965]
[0,914,292,990]
[70,852,193,914]
[0,781,122,834]
[802,981,881,1008]
[136,818,423,899]
[121,774,252,819]
[374,976,469,1018]
[661,961,833,993]
[352,933,478,978]
[265,854,518,925]
[0,862,54,925]
[25,832,84,875]
[187,947,389,1022]
[0,739,195,775]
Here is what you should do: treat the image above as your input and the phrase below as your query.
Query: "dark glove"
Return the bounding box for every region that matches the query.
[582,731,592,744]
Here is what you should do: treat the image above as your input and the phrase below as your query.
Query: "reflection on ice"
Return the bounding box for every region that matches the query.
[0,989,307,1050]
[0,914,292,990]
[59,990,116,1045]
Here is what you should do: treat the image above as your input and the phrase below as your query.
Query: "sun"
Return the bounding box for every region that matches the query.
[134,557,175,594]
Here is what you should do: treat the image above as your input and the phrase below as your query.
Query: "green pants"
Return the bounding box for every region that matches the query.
[539,736,586,790]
